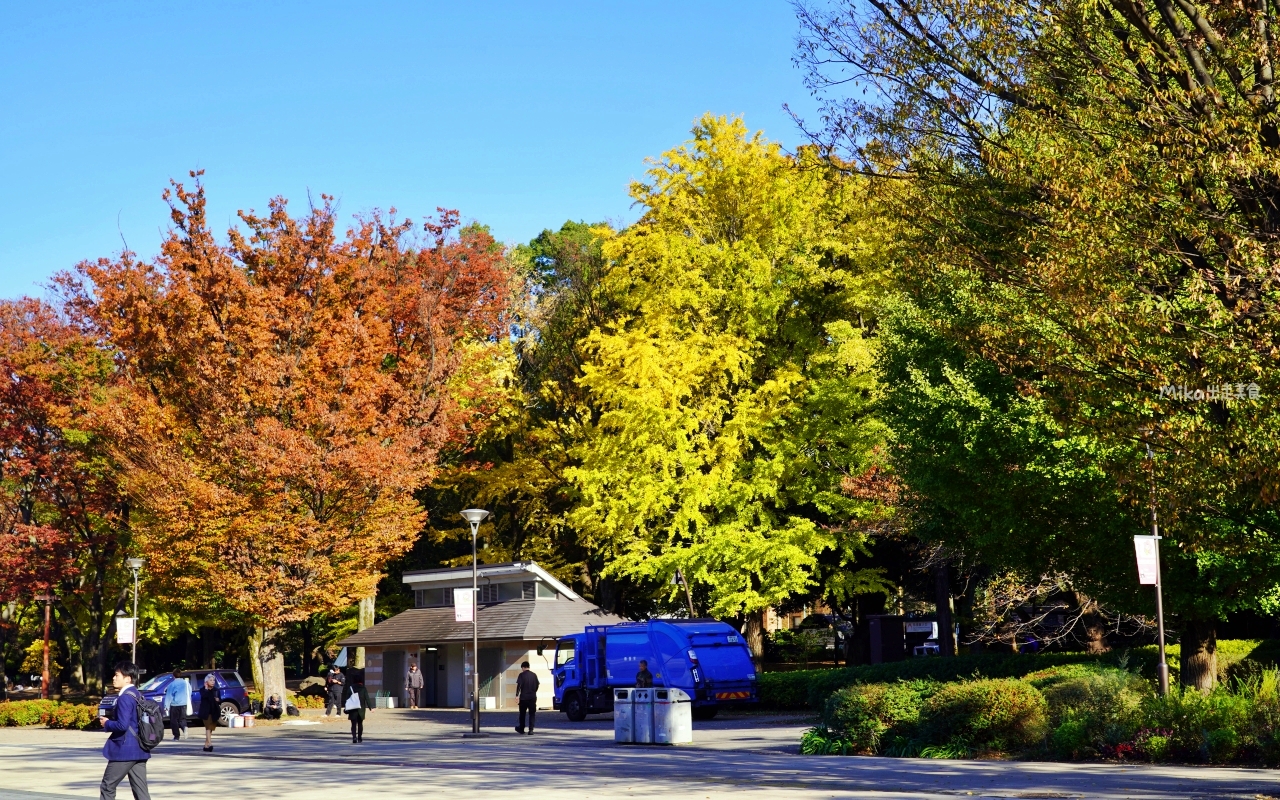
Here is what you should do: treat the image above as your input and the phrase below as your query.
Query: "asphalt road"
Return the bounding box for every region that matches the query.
[2,707,1278,799]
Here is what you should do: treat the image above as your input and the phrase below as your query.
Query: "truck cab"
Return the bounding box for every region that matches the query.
[552,620,757,721]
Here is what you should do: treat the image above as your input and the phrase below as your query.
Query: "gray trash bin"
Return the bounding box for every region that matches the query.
[613,688,634,743]
[653,687,693,745]
[632,687,654,744]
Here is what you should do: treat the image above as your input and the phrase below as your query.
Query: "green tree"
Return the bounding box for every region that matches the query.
[796,0,1280,687]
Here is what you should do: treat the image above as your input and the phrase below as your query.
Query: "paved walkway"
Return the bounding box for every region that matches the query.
[1,708,1277,799]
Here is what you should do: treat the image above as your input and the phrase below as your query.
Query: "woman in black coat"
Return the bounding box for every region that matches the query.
[341,669,372,743]
[197,673,220,752]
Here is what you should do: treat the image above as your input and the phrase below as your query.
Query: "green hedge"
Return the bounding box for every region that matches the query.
[0,700,100,730]
[800,659,1280,764]
[761,640,1276,711]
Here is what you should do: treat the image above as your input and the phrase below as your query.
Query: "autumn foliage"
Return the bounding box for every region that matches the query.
[64,174,510,627]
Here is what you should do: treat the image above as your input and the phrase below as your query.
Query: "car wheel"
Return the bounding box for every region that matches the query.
[563,691,587,722]
[219,701,240,727]
[692,706,718,721]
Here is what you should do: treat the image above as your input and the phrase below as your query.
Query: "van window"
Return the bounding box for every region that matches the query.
[555,639,575,666]
[219,671,243,686]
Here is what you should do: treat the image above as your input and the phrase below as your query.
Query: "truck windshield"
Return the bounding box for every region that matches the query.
[555,639,575,666]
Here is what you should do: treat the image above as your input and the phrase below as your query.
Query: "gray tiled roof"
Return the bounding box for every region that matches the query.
[338,599,626,647]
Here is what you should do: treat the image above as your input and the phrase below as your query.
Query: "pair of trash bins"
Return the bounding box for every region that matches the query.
[614,687,693,745]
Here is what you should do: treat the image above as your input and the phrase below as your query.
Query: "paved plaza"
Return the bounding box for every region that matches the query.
[1,708,1278,800]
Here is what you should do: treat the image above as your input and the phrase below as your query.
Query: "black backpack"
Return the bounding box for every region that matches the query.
[132,692,166,752]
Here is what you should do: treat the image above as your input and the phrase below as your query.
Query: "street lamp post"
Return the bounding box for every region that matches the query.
[1143,440,1171,696]
[459,509,489,737]
[126,558,144,665]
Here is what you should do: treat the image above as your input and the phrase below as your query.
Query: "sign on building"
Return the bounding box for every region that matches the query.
[1133,536,1160,585]
[454,587,474,622]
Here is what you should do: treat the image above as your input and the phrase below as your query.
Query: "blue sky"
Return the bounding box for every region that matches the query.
[0,1,819,300]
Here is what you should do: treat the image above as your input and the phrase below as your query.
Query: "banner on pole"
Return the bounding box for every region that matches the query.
[1133,536,1159,585]
[454,588,474,622]
[116,617,136,644]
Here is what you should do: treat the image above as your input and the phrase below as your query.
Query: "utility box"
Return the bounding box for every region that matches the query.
[632,687,654,744]
[653,687,692,745]
[613,688,634,743]
[867,615,906,664]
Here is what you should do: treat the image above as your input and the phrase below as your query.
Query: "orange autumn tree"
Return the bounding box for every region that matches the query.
[66,174,510,698]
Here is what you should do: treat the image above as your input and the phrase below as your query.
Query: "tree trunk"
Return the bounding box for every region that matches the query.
[743,609,765,664]
[354,594,376,669]
[934,562,956,657]
[250,627,287,704]
[1180,619,1217,692]
[302,617,314,678]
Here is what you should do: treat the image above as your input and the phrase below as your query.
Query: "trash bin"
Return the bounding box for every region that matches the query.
[613,688,634,743]
[653,687,693,745]
[632,687,654,744]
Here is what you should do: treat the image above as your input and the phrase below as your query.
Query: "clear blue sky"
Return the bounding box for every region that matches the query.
[0,1,819,300]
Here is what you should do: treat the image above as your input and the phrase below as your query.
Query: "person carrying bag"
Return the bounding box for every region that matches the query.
[341,669,372,744]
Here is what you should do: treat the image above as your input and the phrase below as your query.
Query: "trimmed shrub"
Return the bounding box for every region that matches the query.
[916,678,1049,754]
[44,704,100,730]
[0,700,58,726]
[819,680,938,753]
[0,700,98,729]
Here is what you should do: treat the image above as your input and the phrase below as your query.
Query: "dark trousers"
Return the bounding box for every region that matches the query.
[326,688,343,715]
[349,713,364,741]
[406,687,419,708]
[168,704,187,739]
[101,760,150,800]
[518,697,536,732]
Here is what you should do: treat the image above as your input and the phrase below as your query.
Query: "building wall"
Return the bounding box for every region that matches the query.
[500,643,555,709]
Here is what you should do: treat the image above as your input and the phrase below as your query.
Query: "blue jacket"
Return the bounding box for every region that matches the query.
[103,686,150,762]
[163,677,191,714]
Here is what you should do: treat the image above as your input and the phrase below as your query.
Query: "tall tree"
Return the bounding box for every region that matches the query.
[796,0,1280,687]
[0,298,130,691]
[567,115,896,620]
[65,175,511,700]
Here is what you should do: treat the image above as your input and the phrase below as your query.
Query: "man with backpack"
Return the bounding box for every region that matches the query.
[97,660,160,800]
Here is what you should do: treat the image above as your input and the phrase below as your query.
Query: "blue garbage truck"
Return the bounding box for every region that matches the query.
[551,619,758,721]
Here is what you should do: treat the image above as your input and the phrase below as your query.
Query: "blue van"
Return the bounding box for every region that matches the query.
[98,670,249,726]
[552,620,758,721]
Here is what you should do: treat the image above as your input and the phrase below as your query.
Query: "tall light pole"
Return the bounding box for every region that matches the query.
[459,509,489,736]
[126,558,144,665]
[1144,439,1170,696]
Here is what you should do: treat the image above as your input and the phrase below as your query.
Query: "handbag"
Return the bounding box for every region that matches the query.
[343,690,362,712]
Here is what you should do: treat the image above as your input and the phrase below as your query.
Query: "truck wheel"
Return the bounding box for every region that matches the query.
[692,706,718,721]
[564,691,587,722]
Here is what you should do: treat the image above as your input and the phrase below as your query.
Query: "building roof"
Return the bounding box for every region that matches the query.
[338,599,626,647]
[401,561,580,601]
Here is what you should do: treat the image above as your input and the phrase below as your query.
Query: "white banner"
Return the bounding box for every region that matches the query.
[1133,536,1160,585]
[116,617,136,644]
[454,588,474,622]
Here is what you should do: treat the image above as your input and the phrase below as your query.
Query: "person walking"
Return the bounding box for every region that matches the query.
[635,660,654,688]
[161,674,190,741]
[325,664,345,718]
[405,662,423,709]
[514,661,539,735]
[96,661,151,800]
[342,669,372,743]
[197,673,220,752]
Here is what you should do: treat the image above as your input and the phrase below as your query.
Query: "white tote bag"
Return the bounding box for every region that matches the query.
[343,691,362,712]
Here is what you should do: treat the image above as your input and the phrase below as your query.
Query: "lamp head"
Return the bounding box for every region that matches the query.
[126,557,145,571]
[459,509,490,526]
